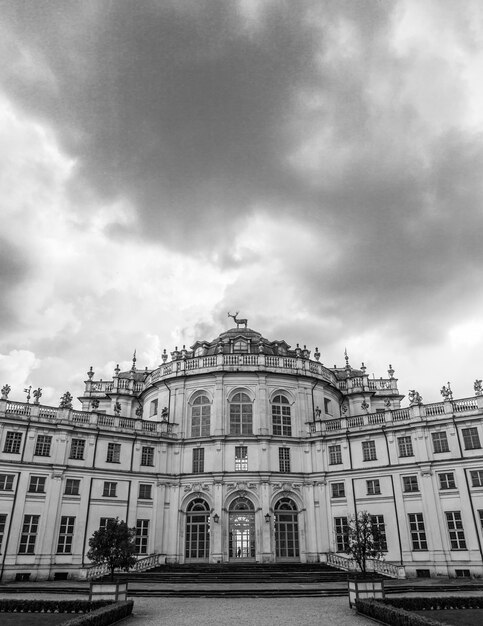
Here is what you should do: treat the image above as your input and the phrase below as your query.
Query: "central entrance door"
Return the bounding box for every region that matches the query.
[229,497,255,560]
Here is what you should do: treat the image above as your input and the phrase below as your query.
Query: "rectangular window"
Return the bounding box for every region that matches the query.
[272,405,292,436]
[18,515,40,554]
[324,398,332,415]
[135,519,149,554]
[57,516,75,554]
[331,482,345,498]
[403,476,419,493]
[235,446,248,471]
[397,436,414,458]
[106,442,121,463]
[439,472,456,490]
[367,479,381,495]
[462,427,481,450]
[28,476,46,493]
[192,448,204,473]
[69,438,86,460]
[408,513,428,550]
[3,431,22,454]
[279,448,291,473]
[471,470,483,487]
[141,446,154,467]
[102,481,117,497]
[0,514,6,552]
[334,517,349,552]
[0,474,14,491]
[478,510,483,530]
[150,399,158,416]
[99,517,115,530]
[362,440,377,461]
[34,435,52,457]
[432,431,449,454]
[138,484,152,500]
[371,514,387,552]
[445,511,467,550]
[328,445,342,465]
[64,478,80,496]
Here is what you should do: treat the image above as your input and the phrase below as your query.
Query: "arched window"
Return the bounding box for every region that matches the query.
[185,498,210,561]
[229,497,255,559]
[233,340,248,353]
[274,497,299,559]
[230,392,253,435]
[272,395,292,436]
[191,395,211,437]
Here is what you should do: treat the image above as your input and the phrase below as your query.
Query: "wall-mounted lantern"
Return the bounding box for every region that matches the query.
[213,513,219,524]
[264,513,271,523]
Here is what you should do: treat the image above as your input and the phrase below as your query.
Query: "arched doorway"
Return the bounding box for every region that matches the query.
[229,497,255,560]
[185,498,210,561]
[274,497,300,560]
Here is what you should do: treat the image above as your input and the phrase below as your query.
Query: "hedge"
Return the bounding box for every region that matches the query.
[356,599,456,626]
[0,599,112,613]
[59,601,134,626]
[380,596,483,611]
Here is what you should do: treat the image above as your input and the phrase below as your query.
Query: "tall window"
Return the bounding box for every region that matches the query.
[34,435,52,457]
[439,472,456,490]
[272,395,292,436]
[235,446,248,471]
[329,445,342,465]
[65,478,80,496]
[445,511,467,550]
[0,514,6,552]
[139,484,152,499]
[28,476,46,493]
[274,498,299,558]
[362,440,377,461]
[57,516,75,553]
[331,482,345,498]
[471,470,483,487]
[367,479,381,495]
[403,476,419,493]
[191,396,211,437]
[135,519,149,554]
[69,438,86,460]
[3,432,22,454]
[102,481,117,497]
[397,436,414,457]
[150,399,158,416]
[279,448,291,473]
[99,517,115,530]
[324,398,332,415]
[370,515,387,551]
[185,498,210,560]
[408,513,428,550]
[192,448,205,473]
[19,515,40,554]
[0,474,14,491]
[334,517,349,552]
[141,446,154,466]
[432,431,449,454]
[106,443,121,463]
[462,427,481,450]
[229,392,253,435]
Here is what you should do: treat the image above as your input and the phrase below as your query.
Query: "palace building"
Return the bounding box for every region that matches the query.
[1,320,483,581]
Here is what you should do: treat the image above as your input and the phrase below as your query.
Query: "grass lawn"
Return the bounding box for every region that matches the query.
[415,609,483,626]
[1,614,69,625]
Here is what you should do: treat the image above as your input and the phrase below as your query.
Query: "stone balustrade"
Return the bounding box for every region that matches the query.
[81,553,163,580]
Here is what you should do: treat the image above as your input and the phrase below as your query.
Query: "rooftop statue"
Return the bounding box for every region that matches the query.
[228,311,248,329]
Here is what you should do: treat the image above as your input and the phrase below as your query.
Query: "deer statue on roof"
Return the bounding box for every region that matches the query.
[228,311,248,329]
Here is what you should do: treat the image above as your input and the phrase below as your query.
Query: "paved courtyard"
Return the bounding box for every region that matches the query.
[128,596,369,626]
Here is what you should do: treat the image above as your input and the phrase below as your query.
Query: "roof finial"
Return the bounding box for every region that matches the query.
[344,348,350,368]
[131,350,137,372]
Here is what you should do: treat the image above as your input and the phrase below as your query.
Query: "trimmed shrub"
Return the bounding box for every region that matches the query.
[59,600,134,626]
[0,599,112,613]
[380,596,483,611]
[356,599,451,626]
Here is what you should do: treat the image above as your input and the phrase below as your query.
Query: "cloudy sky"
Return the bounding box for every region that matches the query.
[1,0,483,408]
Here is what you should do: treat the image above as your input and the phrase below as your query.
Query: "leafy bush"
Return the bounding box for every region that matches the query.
[356,599,453,626]
[0,599,112,613]
[59,600,134,626]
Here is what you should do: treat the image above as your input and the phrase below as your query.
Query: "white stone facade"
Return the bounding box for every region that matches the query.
[0,325,482,581]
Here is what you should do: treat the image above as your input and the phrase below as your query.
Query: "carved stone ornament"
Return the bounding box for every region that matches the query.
[33,387,42,404]
[408,390,423,406]
[59,391,73,409]
[91,398,100,410]
[1,384,11,400]
[440,383,453,401]
[361,400,369,411]
[341,403,348,414]
[474,379,483,396]
[384,398,391,408]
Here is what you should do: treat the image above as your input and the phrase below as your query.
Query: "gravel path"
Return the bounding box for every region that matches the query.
[128,596,369,626]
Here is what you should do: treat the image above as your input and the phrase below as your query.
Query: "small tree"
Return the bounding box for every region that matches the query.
[87,518,137,580]
[345,511,384,575]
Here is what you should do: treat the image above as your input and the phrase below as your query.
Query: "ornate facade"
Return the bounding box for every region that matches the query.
[1,322,483,581]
